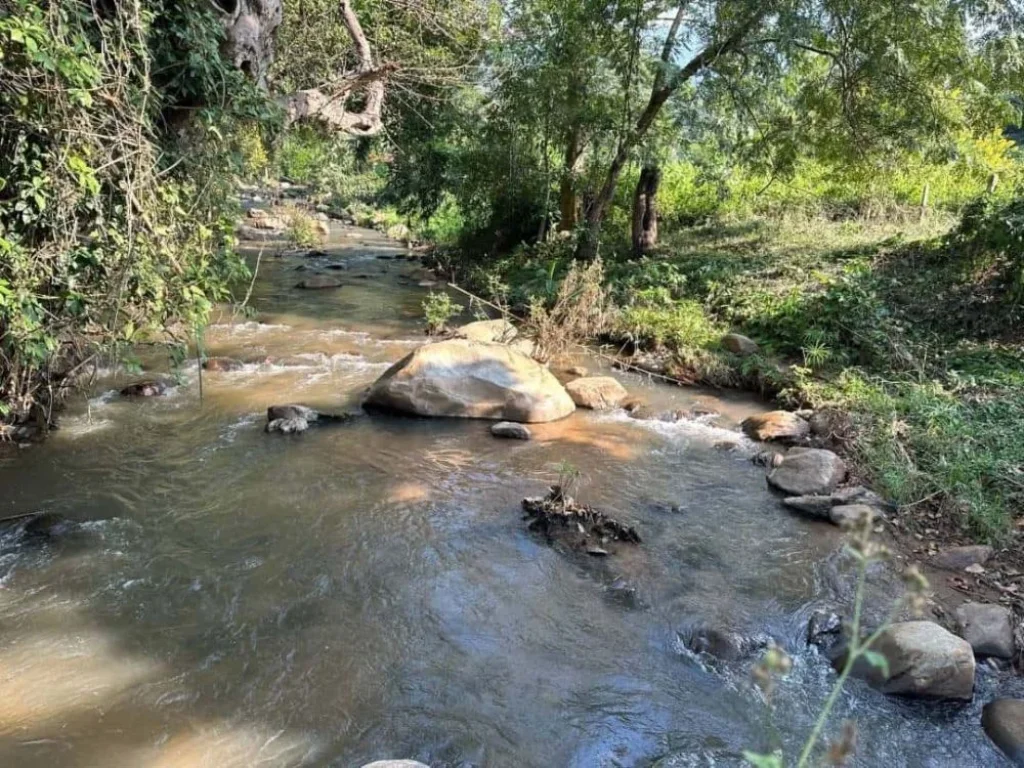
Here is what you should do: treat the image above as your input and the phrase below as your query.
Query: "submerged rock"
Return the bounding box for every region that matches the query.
[361,762,430,768]
[742,411,810,442]
[296,275,342,289]
[202,357,245,372]
[767,448,846,496]
[120,380,168,398]
[685,626,772,662]
[983,699,1024,766]
[364,339,575,423]
[956,602,1014,659]
[836,620,975,700]
[933,545,993,572]
[807,610,843,648]
[564,376,628,410]
[490,421,532,440]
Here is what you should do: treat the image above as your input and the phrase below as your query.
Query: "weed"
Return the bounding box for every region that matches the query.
[422,291,462,334]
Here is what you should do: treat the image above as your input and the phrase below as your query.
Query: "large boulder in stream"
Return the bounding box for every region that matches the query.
[836,620,975,700]
[767,448,846,496]
[983,699,1024,766]
[364,339,575,422]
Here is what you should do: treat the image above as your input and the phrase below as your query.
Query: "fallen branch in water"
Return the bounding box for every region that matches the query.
[522,486,641,554]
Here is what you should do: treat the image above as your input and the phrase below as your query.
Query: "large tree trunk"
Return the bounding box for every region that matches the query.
[558,125,582,231]
[631,165,661,257]
[575,8,766,260]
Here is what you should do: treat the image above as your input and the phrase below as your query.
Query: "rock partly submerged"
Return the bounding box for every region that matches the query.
[564,376,628,410]
[835,620,975,700]
[265,404,352,434]
[364,339,575,423]
[490,421,532,440]
[767,448,846,496]
[120,380,168,397]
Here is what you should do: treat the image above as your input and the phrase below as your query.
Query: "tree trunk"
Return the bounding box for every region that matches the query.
[575,7,766,260]
[558,125,581,231]
[631,165,661,257]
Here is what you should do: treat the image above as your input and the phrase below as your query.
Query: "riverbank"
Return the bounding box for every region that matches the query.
[426,213,1024,607]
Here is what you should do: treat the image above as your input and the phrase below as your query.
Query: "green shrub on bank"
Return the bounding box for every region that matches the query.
[0,0,260,431]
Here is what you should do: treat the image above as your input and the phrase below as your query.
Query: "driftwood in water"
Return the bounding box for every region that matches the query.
[522,486,640,555]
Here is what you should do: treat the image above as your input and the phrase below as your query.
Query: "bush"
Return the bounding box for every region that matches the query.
[0,0,258,432]
[422,291,461,334]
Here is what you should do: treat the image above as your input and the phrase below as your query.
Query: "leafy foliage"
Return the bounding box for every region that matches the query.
[0,0,267,430]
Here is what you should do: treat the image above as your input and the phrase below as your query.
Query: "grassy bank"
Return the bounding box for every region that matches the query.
[442,212,1024,543]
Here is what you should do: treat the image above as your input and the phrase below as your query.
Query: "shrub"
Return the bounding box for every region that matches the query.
[422,291,461,334]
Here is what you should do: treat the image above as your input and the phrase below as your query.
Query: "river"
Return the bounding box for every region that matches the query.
[0,224,1018,767]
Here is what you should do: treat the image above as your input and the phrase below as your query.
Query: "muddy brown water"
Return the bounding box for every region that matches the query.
[0,225,1020,767]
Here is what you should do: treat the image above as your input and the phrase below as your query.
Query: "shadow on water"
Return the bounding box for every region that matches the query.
[0,225,1019,767]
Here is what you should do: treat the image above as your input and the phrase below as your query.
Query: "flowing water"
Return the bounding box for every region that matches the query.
[0,225,1020,767]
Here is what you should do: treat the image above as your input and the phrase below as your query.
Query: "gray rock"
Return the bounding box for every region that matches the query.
[933,545,994,572]
[829,503,876,528]
[267,404,318,423]
[837,620,975,700]
[807,610,843,648]
[721,332,760,356]
[782,495,834,520]
[361,762,429,768]
[686,626,772,662]
[265,404,350,434]
[491,421,532,440]
[742,411,810,442]
[767,448,846,496]
[984,699,1024,766]
[956,602,1015,658]
[831,485,889,510]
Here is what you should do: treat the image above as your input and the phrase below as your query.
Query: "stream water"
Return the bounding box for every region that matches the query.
[0,225,1020,767]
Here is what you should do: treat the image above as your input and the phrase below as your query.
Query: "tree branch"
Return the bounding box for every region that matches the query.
[278,0,389,136]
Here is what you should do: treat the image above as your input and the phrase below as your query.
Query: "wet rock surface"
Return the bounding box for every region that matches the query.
[522,487,640,555]
[767,448,846,496]
[983,699,1024,766]
[490,421,532,440]
[120,380,168,397]
[265,404,352,434]
[684,625,773,662]
[837,620,975,700]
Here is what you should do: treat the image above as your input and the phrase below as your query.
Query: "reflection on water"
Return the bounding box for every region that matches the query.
[0,227,1018,767]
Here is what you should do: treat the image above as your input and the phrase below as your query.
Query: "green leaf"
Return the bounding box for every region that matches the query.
[862,650,890,677]
[742,751,784,768]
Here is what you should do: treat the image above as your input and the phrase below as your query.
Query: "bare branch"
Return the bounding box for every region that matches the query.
[278,0,390,136]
